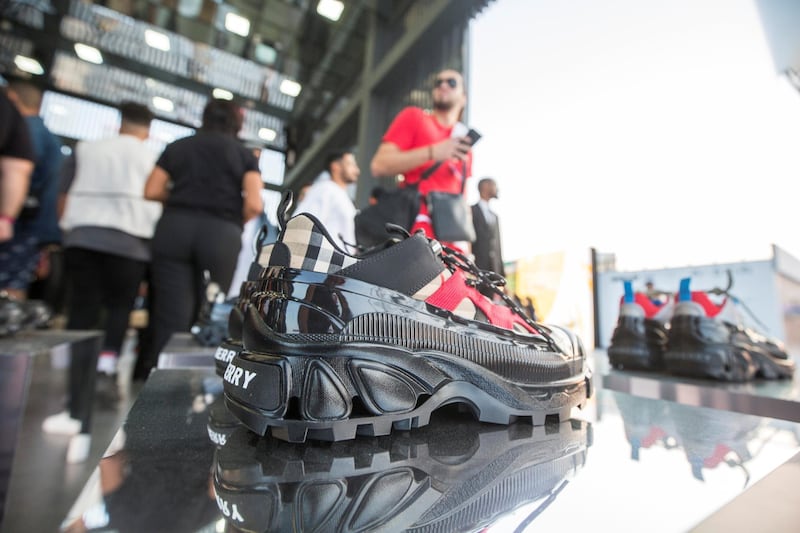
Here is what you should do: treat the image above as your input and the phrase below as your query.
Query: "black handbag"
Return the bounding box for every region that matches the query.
[354,186,420,248]
[426,161,475,242]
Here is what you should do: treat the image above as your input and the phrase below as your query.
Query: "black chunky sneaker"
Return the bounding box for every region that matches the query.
[212,407,592,532]
[664,277,795,381]
[222,193,593,442]
[213,221,277,378]
[213,262,265,377]
[607,280,673,371]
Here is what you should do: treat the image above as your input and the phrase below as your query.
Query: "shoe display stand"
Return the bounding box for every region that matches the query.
[0,330,102,524]
[156,332,217,370]
[59,368,800,532]
[596,349,800,423]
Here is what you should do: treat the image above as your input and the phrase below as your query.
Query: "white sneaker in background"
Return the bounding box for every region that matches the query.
[97,352,118,376]
[42,411,81,436]
[66,434,91,464]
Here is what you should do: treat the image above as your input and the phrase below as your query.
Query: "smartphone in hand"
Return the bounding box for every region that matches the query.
[465,128,482,146]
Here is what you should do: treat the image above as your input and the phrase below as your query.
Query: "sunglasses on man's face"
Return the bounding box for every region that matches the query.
[434,77,458,89]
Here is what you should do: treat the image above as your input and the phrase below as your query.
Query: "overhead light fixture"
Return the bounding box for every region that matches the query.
[152,96,174,112]
[225,12,250,37]
[74,43,103,64]
[279,79,301,97]
[145,29,171,51]
[212,88,234,100]
[14,55,44,75]
[317,0,344,21]
[258,127,277,141]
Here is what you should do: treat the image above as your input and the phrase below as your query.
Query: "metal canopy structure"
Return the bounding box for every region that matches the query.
[1,0,494,204]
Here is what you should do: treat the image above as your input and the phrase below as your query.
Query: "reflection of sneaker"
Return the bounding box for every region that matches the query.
[613,393,678,461]
[212,408,591,532]
[42,411,82,436]
[664,278,795,381]
[669,402,760,485]
[206,395,241,448]
[608,280,673,371]
[223,194,592,442]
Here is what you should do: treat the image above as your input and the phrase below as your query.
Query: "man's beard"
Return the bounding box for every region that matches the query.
[432,99,454,111]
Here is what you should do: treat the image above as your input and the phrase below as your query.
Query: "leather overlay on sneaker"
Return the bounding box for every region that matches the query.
[212,410,591,532]
[222,209,592,443]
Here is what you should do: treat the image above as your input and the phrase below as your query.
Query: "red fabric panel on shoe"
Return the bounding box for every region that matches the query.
[426,270,537,333]
[630,293,664,319]
[690,291,724,317]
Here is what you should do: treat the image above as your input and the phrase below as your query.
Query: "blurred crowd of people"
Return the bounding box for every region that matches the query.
[1,67,541,387]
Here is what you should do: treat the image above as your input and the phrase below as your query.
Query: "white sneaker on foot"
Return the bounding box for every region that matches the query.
[42,411,81,436]
[67,434,91,464]
[97,352,118,375]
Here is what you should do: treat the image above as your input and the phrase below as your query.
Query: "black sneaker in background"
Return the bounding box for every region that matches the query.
[607,280,673,371]
[664,277,795,381]
[223,192,592,443]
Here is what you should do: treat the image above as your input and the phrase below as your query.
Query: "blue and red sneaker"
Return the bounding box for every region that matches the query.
[664,277,795,381]
[607,280,673,371]
[222,193,592,442]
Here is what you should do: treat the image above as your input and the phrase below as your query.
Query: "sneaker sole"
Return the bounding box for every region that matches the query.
[223,346,592,443]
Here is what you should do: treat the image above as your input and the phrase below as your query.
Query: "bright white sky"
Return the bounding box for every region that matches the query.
[468,0,800,271]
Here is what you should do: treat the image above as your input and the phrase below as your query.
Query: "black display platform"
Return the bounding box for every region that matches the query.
[60,368,800,532]
[0,330,102,524]
[157,332,216,369]
[595,349,800,423]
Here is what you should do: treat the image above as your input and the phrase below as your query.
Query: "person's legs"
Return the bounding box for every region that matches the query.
[99,254,147,354]
[64,247,104,330]
[134,213,195,380]
[193,217,242,295]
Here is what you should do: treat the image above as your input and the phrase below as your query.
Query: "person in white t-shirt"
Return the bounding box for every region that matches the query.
[294,150,360,250]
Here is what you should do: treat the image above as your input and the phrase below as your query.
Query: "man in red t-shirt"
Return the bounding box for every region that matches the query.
[370,69,474,247]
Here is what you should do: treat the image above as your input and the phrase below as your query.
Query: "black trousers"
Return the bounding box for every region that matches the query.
[134,210,241,380]
[64,247,148,354]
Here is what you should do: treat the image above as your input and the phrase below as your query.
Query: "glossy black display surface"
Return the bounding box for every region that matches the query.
[61,369,800,532]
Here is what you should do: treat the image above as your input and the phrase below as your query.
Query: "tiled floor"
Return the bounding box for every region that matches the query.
[1,344,141,533]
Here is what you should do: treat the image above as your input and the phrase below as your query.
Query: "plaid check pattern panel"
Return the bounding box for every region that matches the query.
[283,215,357,274]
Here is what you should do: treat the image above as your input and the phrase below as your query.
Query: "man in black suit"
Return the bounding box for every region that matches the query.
[471,177,505,277]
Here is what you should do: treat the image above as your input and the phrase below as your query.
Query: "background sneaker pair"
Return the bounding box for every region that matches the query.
[608,278,795,381]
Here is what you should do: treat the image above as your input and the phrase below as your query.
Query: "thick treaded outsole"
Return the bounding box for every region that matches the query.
[214,339,243,377]
[663,344,754,381]
[223,350,592,443]
[664,344,794,382]
[608,342,663,371]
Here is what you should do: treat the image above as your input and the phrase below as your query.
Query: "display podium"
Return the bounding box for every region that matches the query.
[59,368,800,532]
[596,349,800,423]
[156,332,217,369]
[0,330,102,524]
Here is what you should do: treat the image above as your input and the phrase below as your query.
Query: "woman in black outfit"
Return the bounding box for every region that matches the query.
[135,99,263,380]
